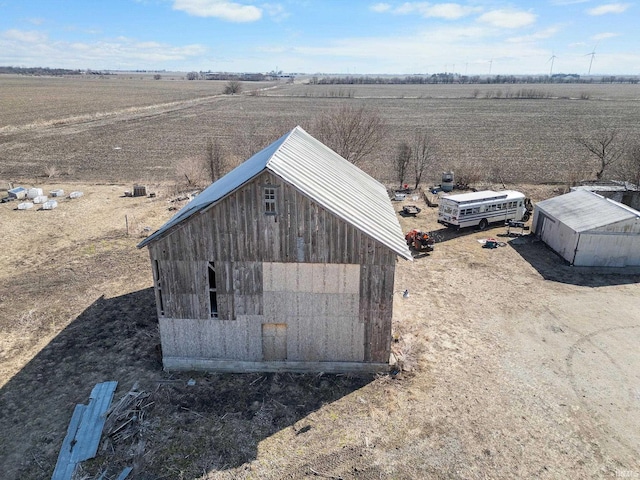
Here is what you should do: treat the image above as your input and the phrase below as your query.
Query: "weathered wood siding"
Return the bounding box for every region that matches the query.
[148,171,397,367]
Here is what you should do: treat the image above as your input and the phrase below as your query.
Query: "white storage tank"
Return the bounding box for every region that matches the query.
[17,202,34,210]
[50,189,64,197]
[42,200,58,210]
[69,191,84,199]
[32,195,48,204]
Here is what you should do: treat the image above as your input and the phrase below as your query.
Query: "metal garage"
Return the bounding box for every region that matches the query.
[532,190,640,267]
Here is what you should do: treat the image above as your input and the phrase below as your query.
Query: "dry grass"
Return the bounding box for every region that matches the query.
[1,182,639,480]
[1,78,640,479]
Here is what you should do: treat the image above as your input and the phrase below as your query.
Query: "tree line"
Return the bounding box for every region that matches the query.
[309,74,639,85]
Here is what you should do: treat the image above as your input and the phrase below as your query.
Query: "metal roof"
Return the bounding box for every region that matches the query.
[535,189,640,233]
[138,126,412,260]
[440,189,524,205]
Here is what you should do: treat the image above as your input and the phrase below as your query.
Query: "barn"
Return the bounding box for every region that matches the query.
[138,126,412,373]
[532,189,640,267]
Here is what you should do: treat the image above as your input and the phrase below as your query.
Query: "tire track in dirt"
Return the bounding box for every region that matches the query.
[278,445,385,479]
[0,94,235,143]
[565,324,640,458]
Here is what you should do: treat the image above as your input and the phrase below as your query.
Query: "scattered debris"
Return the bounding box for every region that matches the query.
[478,238,507,249]
[394,192,406,201]
[102,383,152,448]
[401,205,421,216]
[52,381,118,480]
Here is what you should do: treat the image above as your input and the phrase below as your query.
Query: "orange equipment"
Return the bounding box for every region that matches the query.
[405,229,435,252]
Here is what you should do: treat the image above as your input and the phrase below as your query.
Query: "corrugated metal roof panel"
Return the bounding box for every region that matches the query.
[535,189,640,233]
[138,126,411,260]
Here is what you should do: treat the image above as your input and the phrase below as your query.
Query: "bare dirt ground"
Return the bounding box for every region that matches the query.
[1,181,639,479]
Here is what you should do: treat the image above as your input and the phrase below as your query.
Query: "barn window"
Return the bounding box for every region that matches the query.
[208,262,218,318]
[153,260,164,317]
[264,187,277,215]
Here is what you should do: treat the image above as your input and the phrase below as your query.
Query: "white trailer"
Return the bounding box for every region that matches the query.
[437,190,530,230]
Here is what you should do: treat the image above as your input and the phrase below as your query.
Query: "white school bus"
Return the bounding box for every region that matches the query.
[437,190,530,230]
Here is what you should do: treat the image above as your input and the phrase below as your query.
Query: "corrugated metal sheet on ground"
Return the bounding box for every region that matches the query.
[51,381,118,480]
[138,126,412,260]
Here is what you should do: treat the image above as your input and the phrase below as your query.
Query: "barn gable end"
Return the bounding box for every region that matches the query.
[139,127,410,372]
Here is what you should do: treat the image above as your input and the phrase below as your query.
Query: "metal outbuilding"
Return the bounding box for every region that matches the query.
[532,190,640,267]
[138,126,411,373]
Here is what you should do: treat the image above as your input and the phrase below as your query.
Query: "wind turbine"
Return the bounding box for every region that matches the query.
[586,44,597,75]
[548,52,558,76]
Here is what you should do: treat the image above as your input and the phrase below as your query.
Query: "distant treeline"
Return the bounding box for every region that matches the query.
[309,73,640,85]
[0,66,84,76]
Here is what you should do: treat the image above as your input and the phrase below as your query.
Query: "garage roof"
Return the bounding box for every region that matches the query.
[535,189,640,232]
[138,126,412,260]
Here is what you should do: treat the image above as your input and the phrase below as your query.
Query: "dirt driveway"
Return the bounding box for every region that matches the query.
[389,192,640,478]
[0,183,639,479]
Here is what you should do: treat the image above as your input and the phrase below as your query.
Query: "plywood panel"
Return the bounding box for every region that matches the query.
[262,323,287,361]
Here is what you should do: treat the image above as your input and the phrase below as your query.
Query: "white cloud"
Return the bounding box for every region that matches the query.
[2,29,48,43]
[477,9,537,29]
[507,26,561,43]
[262,3,289,21]
[370,2,391,12]
[586,3,631,15]
[378,2,479,19]
[550,0,589,5]
[0,31,208,69]
[593,32,620,40]
[172,0,262,22]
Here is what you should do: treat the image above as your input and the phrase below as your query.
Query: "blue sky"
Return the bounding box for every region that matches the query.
[0,1,637,75]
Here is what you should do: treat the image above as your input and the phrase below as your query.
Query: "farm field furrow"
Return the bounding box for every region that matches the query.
[3,84,640,184]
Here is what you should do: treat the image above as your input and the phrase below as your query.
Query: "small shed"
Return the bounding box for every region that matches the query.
[532,190,640,267]
[138,126,412,373]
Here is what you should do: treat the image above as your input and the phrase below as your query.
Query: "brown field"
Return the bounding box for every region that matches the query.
[1,76,640,185]
[1,76,639,479]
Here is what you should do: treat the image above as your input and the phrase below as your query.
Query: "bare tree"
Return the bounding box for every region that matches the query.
[395,141,412,189]
[175,156,208,189]
[311,104,386,166]
[618,141,640,188]
[412,130,438,190]
[186,71,198,80]
[224,80,242,95]
[205,138,227,182]
[575,126,625,180]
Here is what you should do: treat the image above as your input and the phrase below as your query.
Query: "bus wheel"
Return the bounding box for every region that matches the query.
[479,219,488,230]
[522,212,531,222]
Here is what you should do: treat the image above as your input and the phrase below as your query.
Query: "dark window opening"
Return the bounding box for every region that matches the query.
[154,260,164,316]
[208,262,218,318]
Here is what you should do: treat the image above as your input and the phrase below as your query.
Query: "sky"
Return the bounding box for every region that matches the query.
[0,1,638,75]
